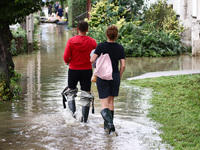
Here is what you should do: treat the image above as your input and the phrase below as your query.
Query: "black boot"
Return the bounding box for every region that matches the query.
[68,100,76,117]
[101,108,115,134]
[104,110,114,130]
[80,91,93,123]
[111,110,114,119]
[64,87,78,118]
[104,120,108,130]
[81,106,90,122]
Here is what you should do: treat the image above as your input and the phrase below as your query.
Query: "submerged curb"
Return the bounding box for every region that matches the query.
[127,70,200,80]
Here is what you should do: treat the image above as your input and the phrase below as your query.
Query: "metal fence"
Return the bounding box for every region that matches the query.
[73,11,88,27]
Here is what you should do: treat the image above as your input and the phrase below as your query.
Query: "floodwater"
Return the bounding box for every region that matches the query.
[1,24,200,150]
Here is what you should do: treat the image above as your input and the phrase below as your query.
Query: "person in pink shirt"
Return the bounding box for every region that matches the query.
[63,21,97,122]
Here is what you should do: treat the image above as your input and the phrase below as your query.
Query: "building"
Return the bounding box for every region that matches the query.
[173,0,200,56]
[147,0,200,56]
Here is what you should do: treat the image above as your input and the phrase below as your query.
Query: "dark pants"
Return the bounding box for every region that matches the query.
[68,69,92,91]
[96,72,120,99]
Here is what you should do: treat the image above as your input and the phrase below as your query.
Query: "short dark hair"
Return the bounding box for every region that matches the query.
[106,25,118,40]
[77,21,88,32]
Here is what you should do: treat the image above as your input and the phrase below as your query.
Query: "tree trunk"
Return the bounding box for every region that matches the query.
[0,24,15,88]
[87,0,91,19]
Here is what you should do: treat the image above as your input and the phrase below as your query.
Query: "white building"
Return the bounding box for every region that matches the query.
[173,0,200,56]
[146,0,200,55]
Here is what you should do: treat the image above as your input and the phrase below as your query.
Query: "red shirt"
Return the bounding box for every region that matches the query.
[63,35,97,70]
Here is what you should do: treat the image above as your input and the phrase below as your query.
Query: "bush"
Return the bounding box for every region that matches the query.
[10,14,40,56]
[86,0,144,27]
[34,13,40,29]
[87,25,107,44]
[87,17,127,44]
[68,0,87,27]
[144,0,185,40]
[88,22,187,57]
[0,70,21,101]
[87,0,187,57]
[10,27,27,56]
[119,23,187,57]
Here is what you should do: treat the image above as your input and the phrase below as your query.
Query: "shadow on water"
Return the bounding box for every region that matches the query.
[1,24,200,149]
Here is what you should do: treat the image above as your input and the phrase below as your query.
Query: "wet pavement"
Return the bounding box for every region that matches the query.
[1,23,200,149]
[127,69,200,80]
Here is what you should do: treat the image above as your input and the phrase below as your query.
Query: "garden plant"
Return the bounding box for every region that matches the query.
[87,0,187,57]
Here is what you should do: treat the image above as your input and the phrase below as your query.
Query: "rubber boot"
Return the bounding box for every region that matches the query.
[104,120,108,130]
[111,110,114,119]
[101,108,115,134]
[80,91,93,123]
[64,87,78,118]
[104,110,114,130]
[81,106,90,122]
[68,100,76,115]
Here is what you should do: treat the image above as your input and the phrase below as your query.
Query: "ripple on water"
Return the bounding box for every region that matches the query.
[9,84,171,150]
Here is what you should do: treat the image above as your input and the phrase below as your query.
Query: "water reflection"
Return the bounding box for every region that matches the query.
[122,55,200,80]
[1,24,200,149]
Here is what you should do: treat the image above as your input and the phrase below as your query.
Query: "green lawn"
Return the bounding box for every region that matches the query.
[127,74,200,150]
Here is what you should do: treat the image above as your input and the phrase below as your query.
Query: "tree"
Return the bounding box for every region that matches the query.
[0,0,44,90]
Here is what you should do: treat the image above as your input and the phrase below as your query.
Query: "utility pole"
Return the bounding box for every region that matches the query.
[26,14,34,52]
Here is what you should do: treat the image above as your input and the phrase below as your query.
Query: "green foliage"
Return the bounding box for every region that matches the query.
[86,0,144,27]
[33,13,41,51]
[11,27,26,38]
[62,0,68,8]
[91,0,100,5]
[40,10,46,16]
[10,14,40,56]
[68,0,87,27]
[33,38,40,51]
[119,23,187,57]
[87,24,108,44]
[144,0,185,40]
[86,0,108,27]
[0,0,44,27]
[128,74,200,149]
[87,0,187,57]
[34,14,40,31]
[0,70,21,101]
[88,22,187,57]
[10,27,27,56]
[0,0,45,96]
[10,39,17,56]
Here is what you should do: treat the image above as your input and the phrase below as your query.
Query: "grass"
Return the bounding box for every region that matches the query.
[127,74,200,150]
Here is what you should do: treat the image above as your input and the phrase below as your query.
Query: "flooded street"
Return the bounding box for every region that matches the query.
[1,24,200,150]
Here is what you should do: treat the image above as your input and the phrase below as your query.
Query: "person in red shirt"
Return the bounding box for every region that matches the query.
[63,21,97,122]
